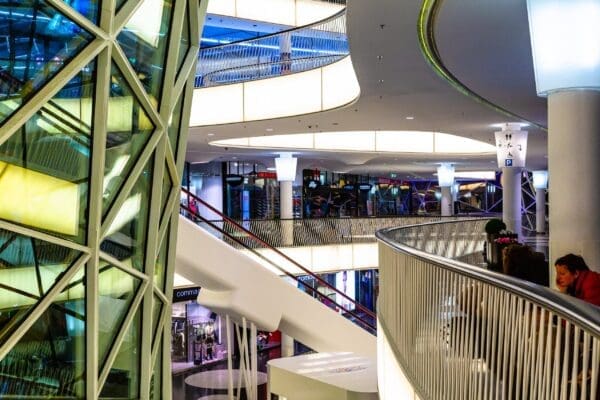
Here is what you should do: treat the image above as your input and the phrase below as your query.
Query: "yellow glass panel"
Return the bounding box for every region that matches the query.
[0,161,79,235]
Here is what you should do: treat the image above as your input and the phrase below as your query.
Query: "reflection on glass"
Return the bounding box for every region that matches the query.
[152,294,163,348]
[118,0,174,101]
[0,267,86,398]
[150,335,163,400]
[100,307,141,399]
[0,61,94,243]
[176,1,191,78]
[0,1,93,126]
[155,227,168,292]
[63,0,100,24]
[97,265,141,371]
[167,92,184,158]
[101,157,153,271]
[0,228,81,348]
[160,162,173,223]
[103,63,154,216]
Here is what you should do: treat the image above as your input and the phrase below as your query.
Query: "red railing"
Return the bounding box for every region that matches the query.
[180,188,377,334]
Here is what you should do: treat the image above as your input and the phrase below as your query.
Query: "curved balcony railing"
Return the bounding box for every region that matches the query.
[376,219,600,400]
[196,8,348,88]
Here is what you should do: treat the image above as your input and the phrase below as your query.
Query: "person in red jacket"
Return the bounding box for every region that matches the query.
[555,253,600,307]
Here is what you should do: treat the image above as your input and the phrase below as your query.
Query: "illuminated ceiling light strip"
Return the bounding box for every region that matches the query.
[210,131,496,154]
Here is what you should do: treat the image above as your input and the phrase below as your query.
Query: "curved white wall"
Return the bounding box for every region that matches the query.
[190,56,360,126]
[207,0,345,26]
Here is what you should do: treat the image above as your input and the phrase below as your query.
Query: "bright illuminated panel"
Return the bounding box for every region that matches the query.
[190,84,244,126]
[206,0,236,15]
[454,171,496,180]
[249,134,314,149]
[210,137,250,147]
[376,131,434,153]
[106,194,142,237]
[124,0,165,47]
[296,0,345,26]
[244,69,322,121]
[0,161,79,235]
[527,0,600,94]
[322,57,360,110]
[315,131,375,151]
[236,0,296,26]
[435,133,496,153]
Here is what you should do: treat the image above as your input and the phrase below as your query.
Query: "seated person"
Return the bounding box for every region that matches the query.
[554,253,600,307]
[502,244,549,286]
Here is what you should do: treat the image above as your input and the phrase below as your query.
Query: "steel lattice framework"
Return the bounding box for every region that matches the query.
[0,0,205,398]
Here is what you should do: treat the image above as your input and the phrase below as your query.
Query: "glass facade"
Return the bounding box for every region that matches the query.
[0,1,204,398]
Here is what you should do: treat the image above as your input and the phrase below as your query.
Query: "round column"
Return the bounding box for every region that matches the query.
[501,167,522,238]
[437,164,455,217]
[548,91,600,271]
[535,189,546,233]
[440,186,453,216]
[275,153,297,246]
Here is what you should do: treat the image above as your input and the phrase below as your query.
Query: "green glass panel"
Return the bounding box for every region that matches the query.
[160,162,173,221]
[117,0,175,102]
[63,0,100,24]
[0,1,94,126]
[150,334,163,400]
[176,0,190,78]
[103,62,154,216]
[152,294,163,347]
[0,228,80,348]
[101,156,153,271]
[0,266,86,398]
[0,61,95,244]
[100,307,141,399]
[154,229,168,293]
[167,92,184,158]
[97,264,141,371]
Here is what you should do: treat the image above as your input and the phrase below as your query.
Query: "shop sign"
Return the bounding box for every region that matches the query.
[257,171,277,179]
[173,287,200,302]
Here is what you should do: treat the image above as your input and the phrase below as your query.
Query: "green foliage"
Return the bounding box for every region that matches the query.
[485,218,506,234]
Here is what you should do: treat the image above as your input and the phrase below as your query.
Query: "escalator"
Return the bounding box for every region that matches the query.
[176,189,376,358]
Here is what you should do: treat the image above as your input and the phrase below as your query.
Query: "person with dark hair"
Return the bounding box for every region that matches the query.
[502,244,549,286]
[554,253,600,307]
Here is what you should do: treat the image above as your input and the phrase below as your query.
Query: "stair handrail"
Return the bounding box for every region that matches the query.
[180,188,377,332]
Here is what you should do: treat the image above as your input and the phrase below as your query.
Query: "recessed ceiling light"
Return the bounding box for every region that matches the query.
[378,79,384,83]
[377,55,384,60]
[266,128,274,132]
[406,116,415,120]
[207,133,215,136]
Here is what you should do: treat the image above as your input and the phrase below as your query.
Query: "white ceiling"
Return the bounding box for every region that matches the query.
[186,0,548,179]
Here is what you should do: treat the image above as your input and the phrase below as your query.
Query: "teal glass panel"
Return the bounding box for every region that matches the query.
[97,264,141,371]
[117,0,175,102]
[101,157,153,272]
[152,294,163,348]
[167,92,184,159]
[160,163,173,222]
[103,62,154,217]
[100,307,141,399]
[176,0,190,78]
[0,1,94,126]
[0,228,80,348]
[0,266,86,398]
[0,61,95,244]
[150,334,163,400]
[63,0,100,24]
[155,226,168,292]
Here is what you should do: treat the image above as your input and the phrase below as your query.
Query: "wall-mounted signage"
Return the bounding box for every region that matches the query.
[173,287,201,302]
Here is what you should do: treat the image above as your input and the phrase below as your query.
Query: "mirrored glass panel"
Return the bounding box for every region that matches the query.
[176,0,190,78]
[0,61,95,243]
[0,1,94,126]
[63,0,100,24]
[150,335,163,400]
[154,228,168,293]
[167,92,184,159]
[117,0,174,102]
[0,266,86,398]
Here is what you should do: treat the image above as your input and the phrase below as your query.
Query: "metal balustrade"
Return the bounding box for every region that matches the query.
[196,9,348,87]
[376,219,600,400]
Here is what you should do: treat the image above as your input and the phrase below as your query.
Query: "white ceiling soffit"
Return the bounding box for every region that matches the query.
[207,0,345,26]
[190,56,360,126]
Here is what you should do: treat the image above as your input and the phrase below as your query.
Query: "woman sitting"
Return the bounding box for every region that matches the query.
[554,253,600,307]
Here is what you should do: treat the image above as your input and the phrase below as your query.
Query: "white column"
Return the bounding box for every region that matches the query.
[502,167,522,238]
[440,186,453,216]
[548,91,600,271]
[281,334,294,357]
[275,153,297,246]
[280,180,293,220]
[535,189,546,233]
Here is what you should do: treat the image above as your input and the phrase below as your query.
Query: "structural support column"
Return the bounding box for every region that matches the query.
[501,167,523,237]
[548,91,600,270]
[440,186,453,216]
[532,170,548,234]
[281,334,294,357]
[275,153,297,246]
[437,163,454,217]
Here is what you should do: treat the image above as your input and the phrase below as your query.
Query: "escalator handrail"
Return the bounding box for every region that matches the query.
[181,188,377,326]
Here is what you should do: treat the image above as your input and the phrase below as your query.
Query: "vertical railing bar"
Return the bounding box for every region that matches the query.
[560,322,572,400]
[570,326,581,400]
[590,339,599,400]
[580,332,590,400]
